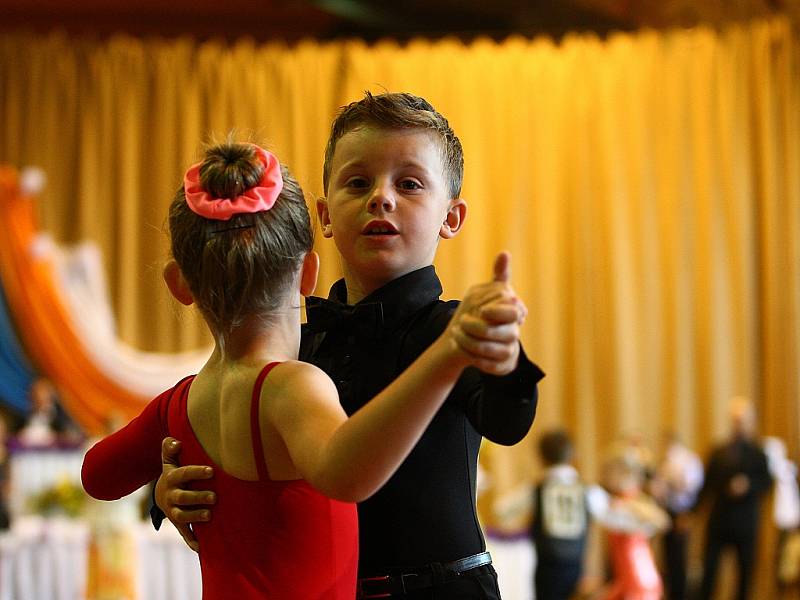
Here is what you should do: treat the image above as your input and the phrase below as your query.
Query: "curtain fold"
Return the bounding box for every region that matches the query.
[0,21,797,558]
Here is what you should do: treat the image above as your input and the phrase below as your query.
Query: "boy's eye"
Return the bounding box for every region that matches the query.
[345,177,369,189]
[398,179,422,191]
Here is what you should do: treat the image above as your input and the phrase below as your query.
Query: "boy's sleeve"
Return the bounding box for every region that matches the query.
[423,301,544,446]
[461,343,544,445]
[81,388,172,501]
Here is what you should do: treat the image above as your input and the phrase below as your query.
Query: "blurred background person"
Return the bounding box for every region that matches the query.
[16,378,60,447]
[0,410,11,530]
[594,439,670,600]
[763,436,800,598]
[529,429,591,600]
[16,377,83,448]
[649,431,704,600]
[696,397,772,600]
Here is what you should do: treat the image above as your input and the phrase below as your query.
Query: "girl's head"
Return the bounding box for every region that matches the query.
[166,141,313,341]
[601,441,646,495]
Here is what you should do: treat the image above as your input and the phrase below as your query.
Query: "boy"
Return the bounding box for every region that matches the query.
[530,429,590,600]
[154,92,544,599]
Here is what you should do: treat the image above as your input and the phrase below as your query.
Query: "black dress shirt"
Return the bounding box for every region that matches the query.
[302,265,544,573]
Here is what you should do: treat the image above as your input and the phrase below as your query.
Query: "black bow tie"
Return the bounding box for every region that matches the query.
[305,296,385,339]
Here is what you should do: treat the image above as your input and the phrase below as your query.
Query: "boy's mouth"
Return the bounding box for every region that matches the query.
[362,221,398,236]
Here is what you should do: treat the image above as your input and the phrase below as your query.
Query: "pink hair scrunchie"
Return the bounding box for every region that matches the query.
[183,145,283,221]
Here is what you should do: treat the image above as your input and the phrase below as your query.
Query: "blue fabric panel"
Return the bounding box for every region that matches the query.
[0,280,35,413]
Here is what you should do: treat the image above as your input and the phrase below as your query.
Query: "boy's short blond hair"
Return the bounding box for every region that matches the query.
[322,91,464,199]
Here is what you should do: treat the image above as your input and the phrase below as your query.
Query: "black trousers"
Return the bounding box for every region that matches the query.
[699,526,757,600]
[375,565,501,599]
[534,559,582,600]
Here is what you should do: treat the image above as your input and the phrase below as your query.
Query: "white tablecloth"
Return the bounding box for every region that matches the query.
[0,517,201,600]
[132,522,202,600]
[0,516,88,600]
[488,534,536,600]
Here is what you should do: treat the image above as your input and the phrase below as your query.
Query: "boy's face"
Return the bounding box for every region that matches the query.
[319,126,465,298]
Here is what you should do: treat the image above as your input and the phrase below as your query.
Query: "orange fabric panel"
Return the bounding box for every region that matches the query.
[0,167,147,435]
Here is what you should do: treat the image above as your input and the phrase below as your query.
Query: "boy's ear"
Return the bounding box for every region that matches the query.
[163,260,194,306]
[440,198,467,239]
[300,251,320,297]
[316,197,333,238]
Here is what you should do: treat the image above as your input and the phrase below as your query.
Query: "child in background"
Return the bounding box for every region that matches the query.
[529,429,590,600]
[649,432,704,600]
[595,440,670,600]
[154,92,544,599]
[82,141,527,599]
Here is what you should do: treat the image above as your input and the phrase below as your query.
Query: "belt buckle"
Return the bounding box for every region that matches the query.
[358,575,392,599]
[400,572,419,593]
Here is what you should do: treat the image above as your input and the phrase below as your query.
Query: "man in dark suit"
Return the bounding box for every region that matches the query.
[697,397,772,600]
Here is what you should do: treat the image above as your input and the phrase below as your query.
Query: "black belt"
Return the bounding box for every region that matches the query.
[357,551,493,598]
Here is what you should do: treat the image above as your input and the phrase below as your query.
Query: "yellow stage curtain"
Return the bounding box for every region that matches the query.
[0,19,797,547]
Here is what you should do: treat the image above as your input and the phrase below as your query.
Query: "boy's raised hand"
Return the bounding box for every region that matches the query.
[449,251,527,376]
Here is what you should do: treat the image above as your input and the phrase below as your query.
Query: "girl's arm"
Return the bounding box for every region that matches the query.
[271,256,523,502]
[81,385,175,500]
[588,486,670,535]
[269,337,464,502]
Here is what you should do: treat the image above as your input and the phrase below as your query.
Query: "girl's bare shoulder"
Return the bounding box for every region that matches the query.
[260,360,338,403]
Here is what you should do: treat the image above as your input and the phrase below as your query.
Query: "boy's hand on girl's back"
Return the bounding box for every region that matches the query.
[156,437,216,553]
[448,251,527,376]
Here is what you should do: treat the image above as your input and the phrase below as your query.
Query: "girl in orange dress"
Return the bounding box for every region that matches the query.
[595,441,670,600]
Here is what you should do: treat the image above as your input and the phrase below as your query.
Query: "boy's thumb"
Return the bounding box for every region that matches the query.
[162,437,181,465]
[493,251,511,283]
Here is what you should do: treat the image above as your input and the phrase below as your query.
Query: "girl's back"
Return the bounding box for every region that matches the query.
[172,363,358,599]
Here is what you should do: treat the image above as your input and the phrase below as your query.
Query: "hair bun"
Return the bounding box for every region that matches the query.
[199,143,265,200]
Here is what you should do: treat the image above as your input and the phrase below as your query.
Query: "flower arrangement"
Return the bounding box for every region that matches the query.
[28,477,86,518]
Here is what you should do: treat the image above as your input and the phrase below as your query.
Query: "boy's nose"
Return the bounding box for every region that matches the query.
[367,184,396,213]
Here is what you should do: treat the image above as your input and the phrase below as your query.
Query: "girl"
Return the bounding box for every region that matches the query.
[595,440,670,600]
[81,141,524,599]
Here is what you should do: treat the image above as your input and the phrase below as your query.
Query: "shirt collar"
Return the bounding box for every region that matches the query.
[327,265,443,330]
[545,464,579,483]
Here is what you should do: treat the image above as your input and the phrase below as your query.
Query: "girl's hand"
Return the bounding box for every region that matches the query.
[447,252,527,376]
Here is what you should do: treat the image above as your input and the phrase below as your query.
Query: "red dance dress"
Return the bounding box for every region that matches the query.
[602,527,663,600]
[82,363,359,599]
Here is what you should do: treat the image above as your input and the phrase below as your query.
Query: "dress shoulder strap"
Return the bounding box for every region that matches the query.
[250,362,282,480]
[163,375,196,439]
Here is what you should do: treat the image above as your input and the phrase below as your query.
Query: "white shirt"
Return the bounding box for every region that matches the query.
[654,442,704,513]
